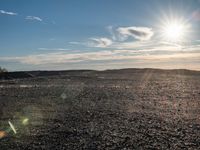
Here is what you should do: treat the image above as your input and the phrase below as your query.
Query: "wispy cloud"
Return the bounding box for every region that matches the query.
[107,26,117,40]
[117,26,154,41]
[70,38,113,48]
[70,26,154,49]
[38,48,70,51]
[25,16,43,22]
[69,41,82,45]
[88,38,113,48]
[1,44,200,66]
[0,10,45,23]
[0,10,17,15]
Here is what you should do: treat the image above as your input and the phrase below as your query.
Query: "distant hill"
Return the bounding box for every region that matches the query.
[0,68,199,80]
[0,70,94,80]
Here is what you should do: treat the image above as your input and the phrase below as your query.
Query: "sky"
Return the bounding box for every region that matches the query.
[0,0,200,71]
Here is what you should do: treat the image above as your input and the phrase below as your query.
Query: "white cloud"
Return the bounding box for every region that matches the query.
[1,43,200,66]
[70,26,154,49]
[69,41,82,45]
[88,38,113,48]
[117,26,154,41]
[0,10,17,15]
[25,16,43,22]
[38,48,70,51]
[107,26,117,40]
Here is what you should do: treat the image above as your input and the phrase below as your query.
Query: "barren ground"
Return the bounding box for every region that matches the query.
[0,69,200,149]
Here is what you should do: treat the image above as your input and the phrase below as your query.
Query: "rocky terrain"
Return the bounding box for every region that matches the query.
[0,68,200,149]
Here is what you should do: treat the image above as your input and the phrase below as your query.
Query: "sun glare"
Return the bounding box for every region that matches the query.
[161,18,188,42]
[164,22,184,40]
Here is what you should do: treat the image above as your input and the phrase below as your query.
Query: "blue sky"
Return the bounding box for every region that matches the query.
[0,0,200,71]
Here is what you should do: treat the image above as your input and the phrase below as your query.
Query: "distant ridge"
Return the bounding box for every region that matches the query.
[0,70,94,80]
[0,68,199,80]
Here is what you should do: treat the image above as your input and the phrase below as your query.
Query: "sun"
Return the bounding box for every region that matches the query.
[164,22,184,40]
[160,17,189,43]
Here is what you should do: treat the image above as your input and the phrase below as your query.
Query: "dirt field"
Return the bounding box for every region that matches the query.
[0,69,200,149]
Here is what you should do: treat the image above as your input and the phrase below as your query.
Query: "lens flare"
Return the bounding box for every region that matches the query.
[0,131,7,139]
[158,14,190,43]
[22,118,29,125]
[8,121,17,134]
[163,22,184,41]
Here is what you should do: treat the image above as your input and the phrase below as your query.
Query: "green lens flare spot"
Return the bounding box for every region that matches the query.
[22,118,29,125]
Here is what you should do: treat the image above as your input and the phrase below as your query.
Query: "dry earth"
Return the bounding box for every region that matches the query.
[0,69,200,149]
